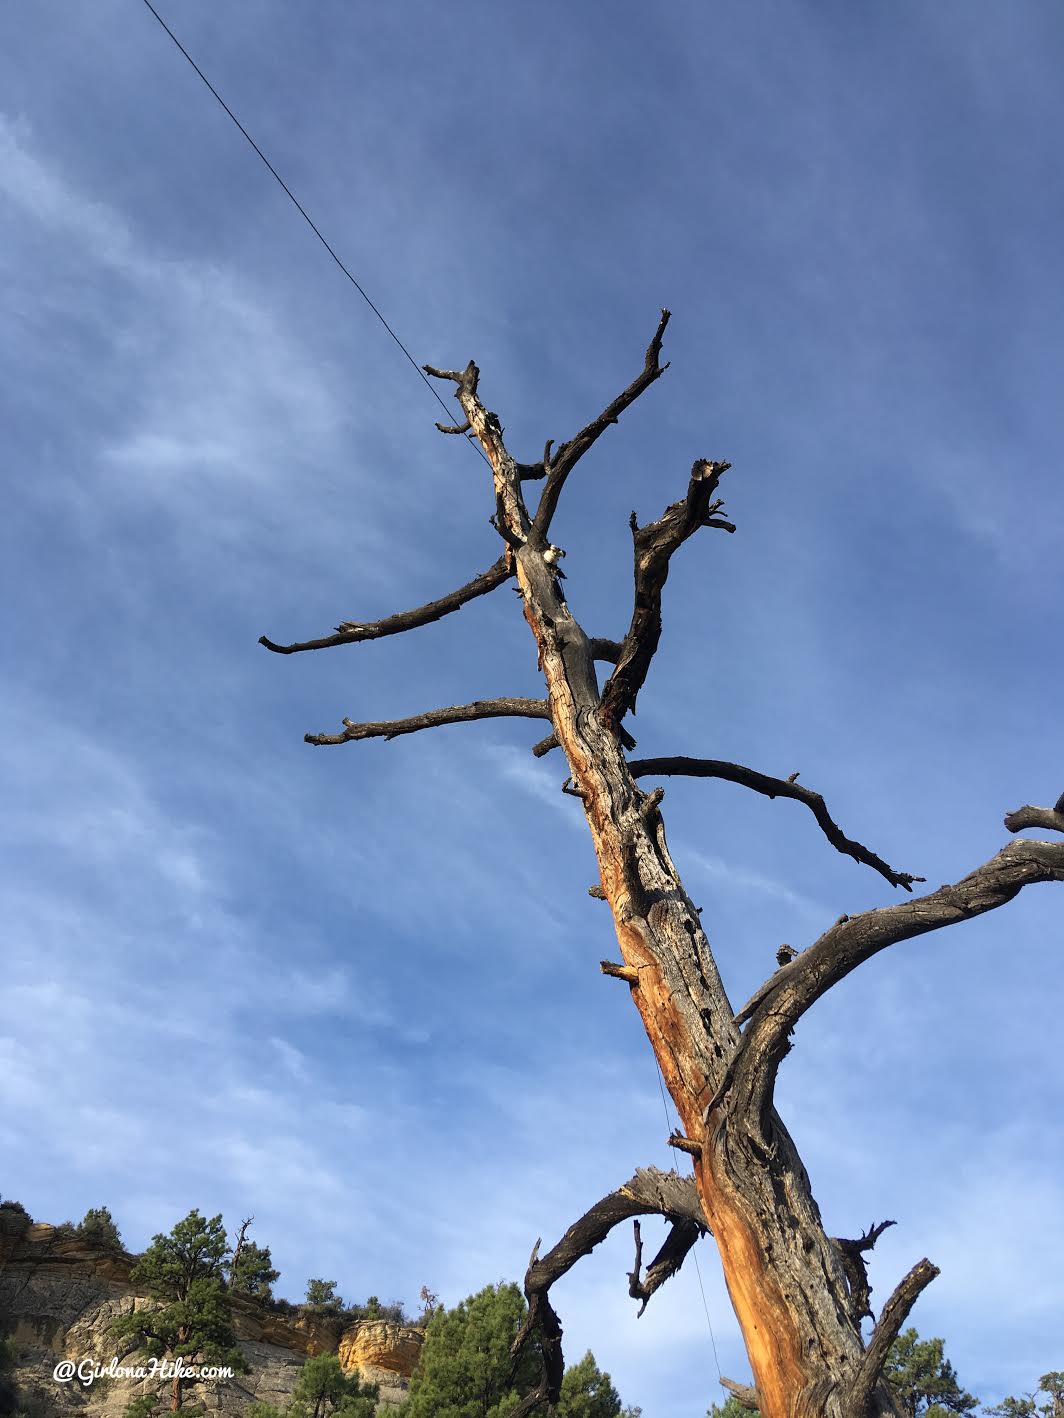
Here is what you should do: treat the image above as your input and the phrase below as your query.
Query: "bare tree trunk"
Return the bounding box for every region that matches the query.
[265,312,1064,1418]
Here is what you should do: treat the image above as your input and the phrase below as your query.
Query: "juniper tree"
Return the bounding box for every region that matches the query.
[261,312,1064,1418]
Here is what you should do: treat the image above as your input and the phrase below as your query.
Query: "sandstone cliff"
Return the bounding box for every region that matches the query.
[0,1217,423,1416]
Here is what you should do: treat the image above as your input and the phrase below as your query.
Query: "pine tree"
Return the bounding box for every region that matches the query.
[303,1279,342,1313]
[75,1206,123,1248]
[289,1354,378,1418]
[111,1209,248,1412]
[882,1329,978,1417]
[403,1283,541,1418]
[985,1373,1064,1418]
[558,1350,641,1418]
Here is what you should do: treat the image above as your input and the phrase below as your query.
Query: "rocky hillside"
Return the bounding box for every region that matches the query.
[0,1214,424,1416]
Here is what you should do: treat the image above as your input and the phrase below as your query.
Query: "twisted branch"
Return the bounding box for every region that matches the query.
[629,756,921,890]
[721,835,1064,1126]
[627,1215,703,1316]
[833,1219,896,1323]
[511,1168,705,1411]
[599,458,733,735]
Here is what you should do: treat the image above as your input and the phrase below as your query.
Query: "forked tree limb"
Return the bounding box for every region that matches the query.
[510,1168,706,1410]
[530,645,623,756]
[832,1220,896,1323]
[599,459,734,733]
[628,756,922,890]
[507,1288,563,1418]
[305,697,550,746]
[628,1215,704,1316]
[533,309,673,538]
[725,834,1064,1124]
[259,555,513,655]
[849,1259,940,1417]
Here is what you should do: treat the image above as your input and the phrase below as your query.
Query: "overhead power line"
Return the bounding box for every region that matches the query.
[138,0,485,459]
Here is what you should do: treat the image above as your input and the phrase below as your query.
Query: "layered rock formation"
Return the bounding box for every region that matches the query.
[0,1216,423,1415]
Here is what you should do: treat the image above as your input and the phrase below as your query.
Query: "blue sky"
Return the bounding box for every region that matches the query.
[2,1,1062,1412]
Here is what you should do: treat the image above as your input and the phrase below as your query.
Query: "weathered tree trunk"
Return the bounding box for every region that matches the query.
[474,434,900,1418]
[266,313,1064,1418]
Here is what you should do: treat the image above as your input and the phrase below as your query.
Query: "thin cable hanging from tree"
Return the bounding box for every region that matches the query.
[138,0,487,463]
[653,1061,723,1383]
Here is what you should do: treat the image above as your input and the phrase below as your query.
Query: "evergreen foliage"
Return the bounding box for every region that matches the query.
[111,1209,248,1411]
[402,1283,638,1417]
[883,1328,979,1417]
[0,1333,20,1416]
[304,1279,343,1313]
[403,1282,541,1418]
[985,1373,1064,1418]
[229,1240,280,1299]
[288,1354,378,1418]
[77,1206,123,1249]
[706,1328,982,1417]
[557,1350,641,1417]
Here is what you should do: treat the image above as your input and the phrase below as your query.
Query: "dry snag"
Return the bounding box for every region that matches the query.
[262,312,1064,1418]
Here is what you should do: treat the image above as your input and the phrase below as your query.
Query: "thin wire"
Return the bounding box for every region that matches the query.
[653,1063,723,1381]
[138,0,487,463]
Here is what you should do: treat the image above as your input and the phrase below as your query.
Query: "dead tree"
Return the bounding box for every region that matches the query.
[261,312,1064,1418]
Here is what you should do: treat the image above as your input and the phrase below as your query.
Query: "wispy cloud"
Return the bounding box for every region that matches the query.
[682,846,828,920]
[3,8,1064,1414]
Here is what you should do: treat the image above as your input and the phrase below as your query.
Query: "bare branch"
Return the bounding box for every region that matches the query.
[1005,800,1064,835]
[588,637,623,664]
[724,837,1064,1125]
[435,417,472,435]
[599,458,733,734]
[629,755,922,890]
[260,556,513,655]
[305,698,550,746]
[719,1377,760,1411]
[511,1168,706,1409]
[628,1215,703,1317]
[833,1219,896,1323]
[600,959,640,984]
[850,1259,940,1417]
[423,360,480,395]
[667,1130,702,1159]
[508,1287,562,1418]
[533,309,672,537]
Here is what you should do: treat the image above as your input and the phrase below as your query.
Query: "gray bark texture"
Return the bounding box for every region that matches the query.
[263,313,1064,1418]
